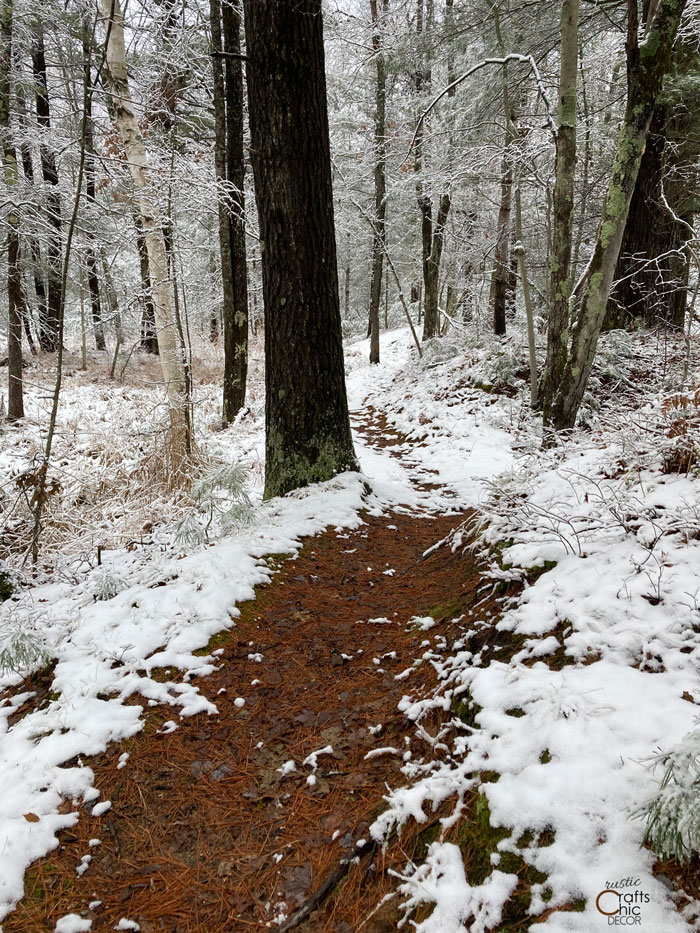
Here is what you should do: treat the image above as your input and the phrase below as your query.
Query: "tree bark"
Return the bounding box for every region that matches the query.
[244,0,358,499]
[490,4,516,337]
[32,27,62,352]
[541,0,579,424]
[133,210,158,353]
[211,0,249,422]
[422,192,451,337]
[82,24,106,351]
[605,44,699,331]
[100,0,191,473]
[415,0,451,341]
[547,0,689,432]
[367,0,388,364]
[1,0,23,419]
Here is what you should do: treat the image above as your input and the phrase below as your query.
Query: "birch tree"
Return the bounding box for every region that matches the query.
[100,0,192,475]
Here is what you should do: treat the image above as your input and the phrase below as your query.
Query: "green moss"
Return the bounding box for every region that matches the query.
[264,431,358,500]
[451,689,481,729]
[606,184,627,220]
[525,559,558,585]
[540,749,552,764]
[481,770,500,784]
[640,29,660,59]
[454,793,550,928]
[600,219,617,249]
[429,600,463,623]
[414,820,442,860]
[505,707,526,718]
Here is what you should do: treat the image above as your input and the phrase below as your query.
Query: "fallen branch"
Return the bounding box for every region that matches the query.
[276,838,377,932]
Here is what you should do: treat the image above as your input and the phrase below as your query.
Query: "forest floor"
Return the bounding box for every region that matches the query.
[2,326,700,932]
[0,408,488,933]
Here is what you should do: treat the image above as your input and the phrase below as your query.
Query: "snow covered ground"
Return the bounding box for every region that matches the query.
[1,326,699,931]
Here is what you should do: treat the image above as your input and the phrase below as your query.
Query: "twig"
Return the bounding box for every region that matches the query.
[403,53,557,167]
[276,839,377,932]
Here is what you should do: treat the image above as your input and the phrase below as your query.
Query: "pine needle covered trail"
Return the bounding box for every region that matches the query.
[3,500,478,932]
[0,337,516,931]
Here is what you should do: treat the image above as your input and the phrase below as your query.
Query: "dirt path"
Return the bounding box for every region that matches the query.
[3,413,485,933]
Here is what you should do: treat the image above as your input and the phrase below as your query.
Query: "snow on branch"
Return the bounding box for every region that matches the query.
[403,53,557,167]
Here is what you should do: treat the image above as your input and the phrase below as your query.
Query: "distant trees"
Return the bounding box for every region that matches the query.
[244,0,358,499]
[31,23,62,353]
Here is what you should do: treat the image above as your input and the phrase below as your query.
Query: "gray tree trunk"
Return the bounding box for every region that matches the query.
[367,0,388,364]
[1,0,23,419]
[100,0,191,473]
[541,0,580,424]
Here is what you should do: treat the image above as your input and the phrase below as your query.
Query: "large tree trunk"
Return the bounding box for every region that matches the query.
[605,89,697,330]
[244,0,358,500]
[211,0,249,423]
[100,0,191,473]
[1,0,23,419]
[32,28,61,353]
[367,0,388,365]
[547,0,689,432]
[541,0,580,424]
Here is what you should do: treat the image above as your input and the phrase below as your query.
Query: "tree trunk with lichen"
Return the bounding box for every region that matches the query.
[546,0,688,433]
[421,192,451,339]
[244,0,358,500]
[100,0,191,474]
[541,0,579,423]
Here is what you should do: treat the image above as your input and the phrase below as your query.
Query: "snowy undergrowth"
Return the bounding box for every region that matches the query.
[350,327,700,931]
[0,346,267,576]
